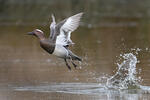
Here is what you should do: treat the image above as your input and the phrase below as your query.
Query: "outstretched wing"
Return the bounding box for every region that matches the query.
[56,12,83,46]
[49,14,56,40]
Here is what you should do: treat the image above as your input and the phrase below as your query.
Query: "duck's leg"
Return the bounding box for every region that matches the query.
[71,61,77,69]
[64,59,71,70]
[69,55,77,69]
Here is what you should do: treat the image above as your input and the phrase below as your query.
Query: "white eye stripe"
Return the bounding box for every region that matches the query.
[36,29,43,33]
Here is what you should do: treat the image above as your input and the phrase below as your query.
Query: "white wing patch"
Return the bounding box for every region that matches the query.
[56,13,83,46]
[56,31,68,46]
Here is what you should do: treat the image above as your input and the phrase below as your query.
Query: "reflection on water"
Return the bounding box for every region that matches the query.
[1,0,150,100]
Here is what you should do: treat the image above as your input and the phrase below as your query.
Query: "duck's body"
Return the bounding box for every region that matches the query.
[53,44,68,58]
[28,13,83,70]
[40,38,69,58]
[40,39,81,60]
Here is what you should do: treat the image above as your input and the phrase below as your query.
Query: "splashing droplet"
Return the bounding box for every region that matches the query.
[106,53,141,89]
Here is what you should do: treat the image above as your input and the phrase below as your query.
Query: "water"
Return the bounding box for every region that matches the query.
[11,52,145,94]
[1,0,150,100]
[106,53,140,90]
[1,50,150,100]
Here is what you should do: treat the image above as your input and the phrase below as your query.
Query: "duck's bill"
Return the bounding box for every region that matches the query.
[27,32,34,35]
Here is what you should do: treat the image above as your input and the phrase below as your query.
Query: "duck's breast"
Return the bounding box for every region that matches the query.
[40,40,55,54]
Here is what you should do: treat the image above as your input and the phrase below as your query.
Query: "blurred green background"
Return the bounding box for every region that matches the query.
[0,0,150,27]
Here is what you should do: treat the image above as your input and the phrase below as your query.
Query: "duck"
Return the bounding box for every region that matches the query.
[28,13,83,70]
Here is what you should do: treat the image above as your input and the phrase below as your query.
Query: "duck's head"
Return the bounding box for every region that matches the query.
[28,29,45,39]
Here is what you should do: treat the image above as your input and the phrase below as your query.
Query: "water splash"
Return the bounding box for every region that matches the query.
[106,53,141,90]
[11,52,150,95]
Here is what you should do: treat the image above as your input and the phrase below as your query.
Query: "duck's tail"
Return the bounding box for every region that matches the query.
[68,50,82,61]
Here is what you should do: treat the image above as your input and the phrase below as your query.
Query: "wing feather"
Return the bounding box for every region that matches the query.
[56,12,83,46]
[49,14,56,40]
